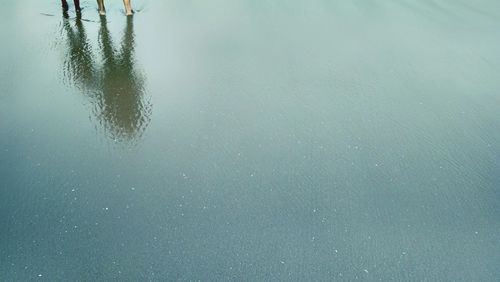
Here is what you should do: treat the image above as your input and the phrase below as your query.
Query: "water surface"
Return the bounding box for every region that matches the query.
[1,0,500,280]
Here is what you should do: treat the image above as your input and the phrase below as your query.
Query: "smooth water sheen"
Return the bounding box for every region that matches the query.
[1,0,499,280]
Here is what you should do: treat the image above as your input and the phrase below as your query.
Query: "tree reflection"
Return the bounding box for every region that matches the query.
[61,14,151,143]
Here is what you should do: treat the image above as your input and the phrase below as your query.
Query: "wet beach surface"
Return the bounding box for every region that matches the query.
[1,0,500,280]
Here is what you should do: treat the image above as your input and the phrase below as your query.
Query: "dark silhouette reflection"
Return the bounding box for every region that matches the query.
[62,12,96,90]
[61,14,151,143]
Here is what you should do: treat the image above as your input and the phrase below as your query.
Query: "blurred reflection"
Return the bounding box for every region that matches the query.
[61,13,150,143]
[62,12,96,91]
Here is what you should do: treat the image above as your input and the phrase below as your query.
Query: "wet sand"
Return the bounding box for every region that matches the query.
[1,0,500,280]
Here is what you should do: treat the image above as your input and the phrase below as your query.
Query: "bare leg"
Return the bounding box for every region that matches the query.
[97,0,106,15]
[123,0,133,16]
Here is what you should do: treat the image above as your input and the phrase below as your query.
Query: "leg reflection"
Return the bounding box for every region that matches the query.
[62,13,96,92]
[97,16,150,141]
[61,15,150,143]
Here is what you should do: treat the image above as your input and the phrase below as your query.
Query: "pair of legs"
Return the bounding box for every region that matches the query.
[61,0,81,12]
[97,0,133,16]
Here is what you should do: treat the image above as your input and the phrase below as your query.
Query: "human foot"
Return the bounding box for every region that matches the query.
[125,5,133,16]
[123,0,133,16]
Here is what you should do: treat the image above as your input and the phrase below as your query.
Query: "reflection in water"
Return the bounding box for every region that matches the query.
[61,13,150,142]
[62,12,95,90]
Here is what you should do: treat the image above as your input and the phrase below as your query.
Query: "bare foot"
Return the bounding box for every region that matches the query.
[99,9,106,16]
[123,0,133,16]
[125,7,133,16]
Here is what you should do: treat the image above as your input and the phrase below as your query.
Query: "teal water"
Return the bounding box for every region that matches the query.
[1,0,500,280]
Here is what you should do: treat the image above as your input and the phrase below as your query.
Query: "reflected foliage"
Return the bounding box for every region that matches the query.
[61,13,151,143]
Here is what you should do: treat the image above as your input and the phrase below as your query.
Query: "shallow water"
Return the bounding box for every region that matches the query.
[1,0,500,280]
